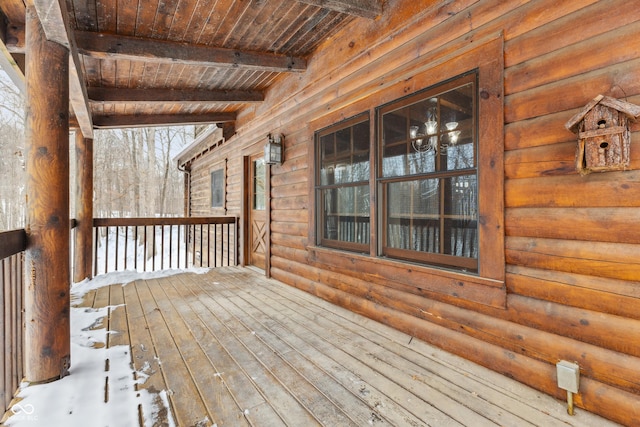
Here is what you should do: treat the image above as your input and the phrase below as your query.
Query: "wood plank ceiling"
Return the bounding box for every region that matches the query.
[0,0,382,138]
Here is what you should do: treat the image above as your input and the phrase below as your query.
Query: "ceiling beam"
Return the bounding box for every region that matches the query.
[32,0,93,138]
[88,87,264,105]
[0,14,25,93]
[93,112,237,129]
[296,0,382,19]
[75,31,307,72]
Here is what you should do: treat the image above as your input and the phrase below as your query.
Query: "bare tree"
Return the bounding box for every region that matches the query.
[93,125,193,218]
[0,70,25,231]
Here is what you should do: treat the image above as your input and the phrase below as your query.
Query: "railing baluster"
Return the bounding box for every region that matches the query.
[199,224,203,268]
[93,226,98,277]
[104,226,109,275]
[191,224,196,267]
[177,225,181,269]
[160,225,164,270]
[152,225,156,272]
[169,225,173,269]
[207,224,211,268]
[124,226,129,271]
[184,224,188,268]
[2,258,9,410]
[115,226,119,272]
[144,226,148,273]
[134,226,138,271]
[9,257,16,399]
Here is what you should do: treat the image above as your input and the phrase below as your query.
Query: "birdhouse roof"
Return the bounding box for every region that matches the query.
[565,95,640,133]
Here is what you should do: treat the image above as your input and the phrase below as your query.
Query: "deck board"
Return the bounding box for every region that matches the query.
[90,267,621,427]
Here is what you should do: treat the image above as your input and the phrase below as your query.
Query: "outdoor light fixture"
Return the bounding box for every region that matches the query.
[264,133,284,165]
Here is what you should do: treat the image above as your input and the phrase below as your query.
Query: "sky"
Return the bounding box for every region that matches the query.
[3,268,209,427]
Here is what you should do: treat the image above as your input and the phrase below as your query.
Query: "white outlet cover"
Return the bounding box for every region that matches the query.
[556,360,580,393]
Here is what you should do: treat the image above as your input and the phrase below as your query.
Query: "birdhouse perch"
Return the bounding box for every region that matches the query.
[565,95,640,175]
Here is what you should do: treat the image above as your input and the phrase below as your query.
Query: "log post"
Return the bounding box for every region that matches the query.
[74,132,93,282]
[24,5,71,383]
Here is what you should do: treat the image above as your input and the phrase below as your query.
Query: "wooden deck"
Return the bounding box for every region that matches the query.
[79,267,619,427]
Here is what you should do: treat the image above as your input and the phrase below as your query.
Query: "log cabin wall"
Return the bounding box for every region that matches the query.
[186,1,640,424]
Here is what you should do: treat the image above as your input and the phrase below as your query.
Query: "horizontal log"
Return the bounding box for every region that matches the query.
[88,87,265,104]
[506,236,640,281]
[505,57,640,123]
[505,207,640,244]
[504,0,640,67]
[505,170,640,208]
[296,0,382,19]
[505,108,578,151]
[270,208,308,224]
[270,232,308,251]
[504,142,577,179]
[269,220,307,236]
[273,153,309,175]
[270,180,308,199]
[507,265,640,320]
[506,21,640,95]
[505,133,640,179]
[270,195,308,211]
[93,217,237,227]
[270,266,640,426]
[93,112,237,128]
[270,245,309,265]
[75,31,307,72]
[307,246,506,308]
[0,229,27,260]
[270,168,308,187]
[507,294,640,358]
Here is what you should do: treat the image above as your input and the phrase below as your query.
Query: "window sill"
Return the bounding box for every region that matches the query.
[307,246,506,309]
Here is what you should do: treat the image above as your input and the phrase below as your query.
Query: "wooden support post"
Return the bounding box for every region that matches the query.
[74,132,93,282]
[24,5,71,383]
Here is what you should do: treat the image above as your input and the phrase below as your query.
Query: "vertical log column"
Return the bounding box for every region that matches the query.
[24,5,71,383]
[74,132,93,282]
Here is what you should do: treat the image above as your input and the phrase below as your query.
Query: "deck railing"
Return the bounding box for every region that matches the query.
[92,217,239,276]
[0,229,26,414]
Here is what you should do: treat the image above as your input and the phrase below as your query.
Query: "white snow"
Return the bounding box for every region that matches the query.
[4,267,209,427]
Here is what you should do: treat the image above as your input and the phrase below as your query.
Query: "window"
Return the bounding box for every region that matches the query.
[315,114,370,252]
[253,158,265,210]
[310,35,504,304]
[378,73,478,272]
[211,168,225,208]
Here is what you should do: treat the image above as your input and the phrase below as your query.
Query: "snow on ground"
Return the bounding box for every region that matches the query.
[4,268,209,427]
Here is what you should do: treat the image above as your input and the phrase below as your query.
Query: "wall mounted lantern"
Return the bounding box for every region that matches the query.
[264,133,284,165]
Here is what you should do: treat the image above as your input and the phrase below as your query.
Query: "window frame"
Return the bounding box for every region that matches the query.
[315,113,371,253]
[210,161,227,212]
[377,72,479,273]
[308,34,505,305]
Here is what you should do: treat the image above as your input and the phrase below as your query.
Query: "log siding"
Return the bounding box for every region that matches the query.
[184,1,640,424]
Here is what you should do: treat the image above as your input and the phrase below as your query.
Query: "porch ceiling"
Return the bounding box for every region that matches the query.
[0,0,383,138]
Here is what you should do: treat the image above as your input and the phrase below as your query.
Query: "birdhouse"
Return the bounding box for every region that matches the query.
[565,95,640,175]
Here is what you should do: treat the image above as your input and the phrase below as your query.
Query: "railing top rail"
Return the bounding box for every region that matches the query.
[93,216,237,227]
[0,229,27,260]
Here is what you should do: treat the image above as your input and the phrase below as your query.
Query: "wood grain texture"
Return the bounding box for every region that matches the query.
[74,133,93,282]
[24,5,71,384]
[181,3,640,424]
[87,268,620,426]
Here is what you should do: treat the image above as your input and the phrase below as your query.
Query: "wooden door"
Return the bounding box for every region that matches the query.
[248,154,266,269]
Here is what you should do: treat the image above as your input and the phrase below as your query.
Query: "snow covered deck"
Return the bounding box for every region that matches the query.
[47,267,621,426]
